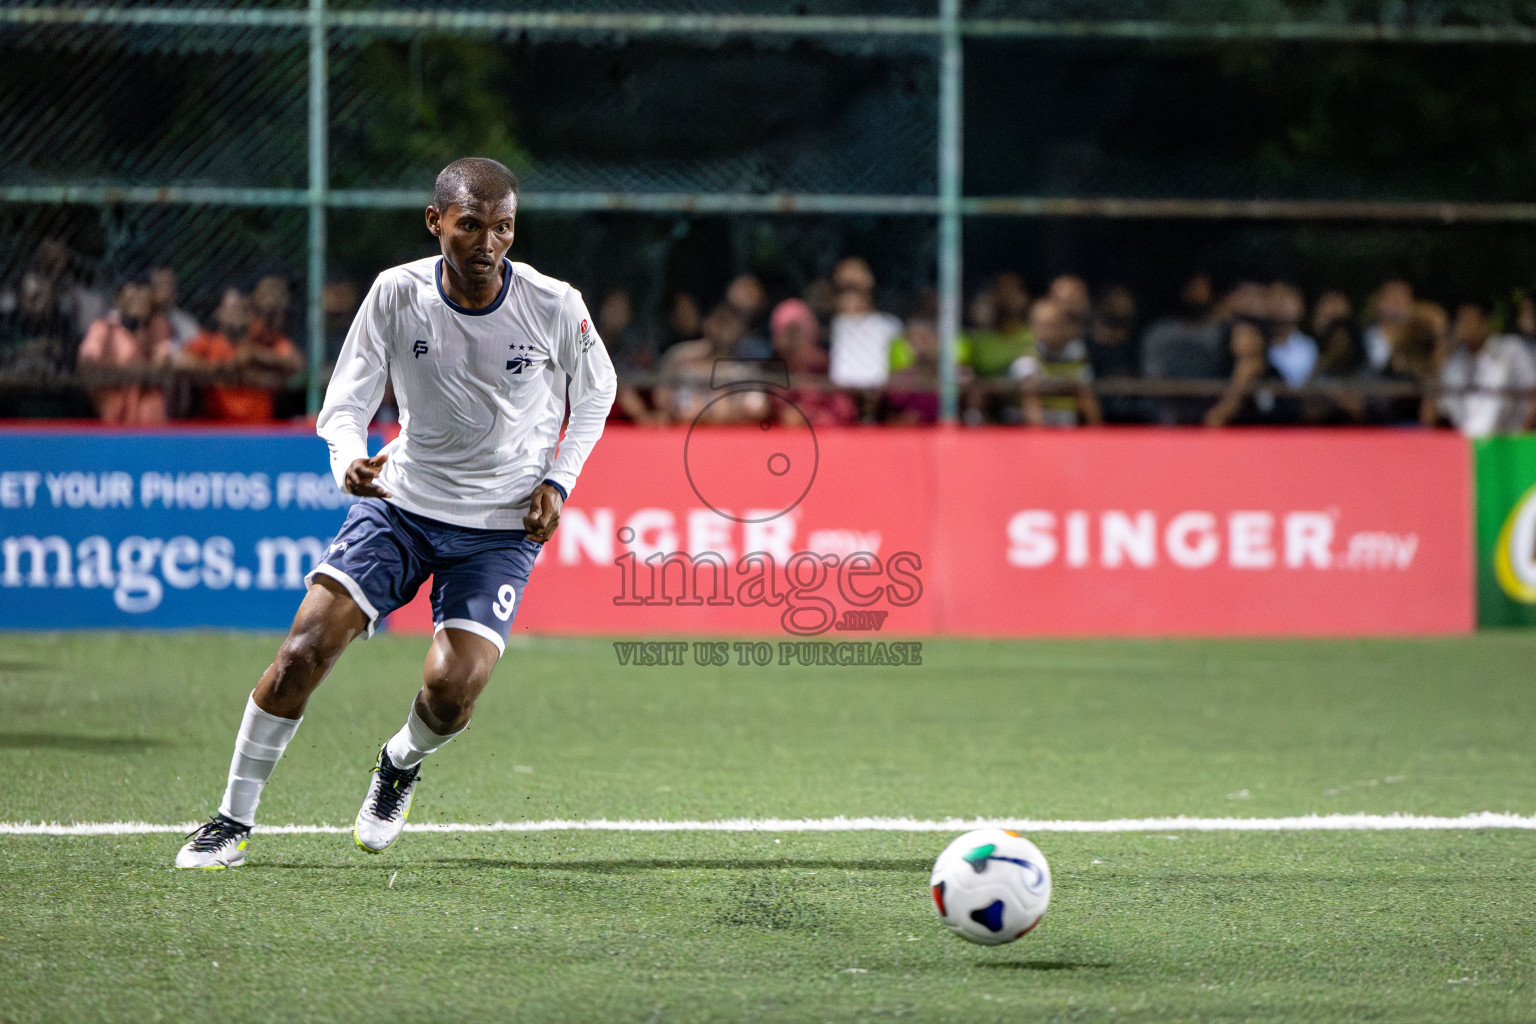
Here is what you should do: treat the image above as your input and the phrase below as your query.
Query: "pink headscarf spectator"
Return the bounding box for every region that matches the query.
[770,298,827,375]
[771,298,855,424]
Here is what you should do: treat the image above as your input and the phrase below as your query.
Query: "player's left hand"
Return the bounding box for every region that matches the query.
[523,482,563,543]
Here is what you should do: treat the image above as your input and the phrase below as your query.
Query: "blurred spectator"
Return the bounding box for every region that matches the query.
[1086,285,1138,377]
[1204,282,1270,428]
[0,265,93,416]
[0,271,73,368]
[962,273,1032,424]
[802,277,837,329]
[772,298,856,426]
[1265,283,1317,387]
[661,291,701,353]
[151,266,203,417]
[77,279,173,424]
[600,288,655,373]
[1312,291,1365,377]
[1305,291,1369,423]
[966,272,1031,379]
[1141,273,1226,425]
[1011,297,1100,427]
[962,287,996,341]
[324,279,361,363]
[1366,305,1441,427]
[1364,279,1413,372]
[2,240,104,362]
[1438,298,1536,437]
[958,286,995,426]
[1086,284,1141,423]
[31,238,108,340]
[656,304,762,424]
[604,289,666,426]
[885,318,942,424]
[725,275,772,359]
[1048,274,1091,332]
[180,288,251,419]
[250,274,303,415]
[150,267,200,351]
[771,298,827,375]
[250,275,293,350]
[828,257,902,411]
[180,288,304,422]
[1142,272,1223,376]
[1514,291,1536,357]
[1232,281,1317,425]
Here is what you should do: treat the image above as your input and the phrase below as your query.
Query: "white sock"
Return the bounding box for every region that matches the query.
[217,692,302,826]
[384,700,465,769]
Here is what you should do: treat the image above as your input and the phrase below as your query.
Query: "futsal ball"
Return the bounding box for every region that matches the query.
[929,829,1051,945]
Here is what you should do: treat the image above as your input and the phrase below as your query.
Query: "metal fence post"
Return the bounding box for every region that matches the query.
[306,0,328,415]
[937,0,963,423]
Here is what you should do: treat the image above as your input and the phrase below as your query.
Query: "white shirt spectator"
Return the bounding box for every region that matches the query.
[1439,335,1536,438]
[829,311,902,389]
[1268,329,1318,386]
[162,306,202,351]
[1363,325,1393,372]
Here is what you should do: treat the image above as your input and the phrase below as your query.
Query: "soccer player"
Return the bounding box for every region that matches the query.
[176,158,617,868]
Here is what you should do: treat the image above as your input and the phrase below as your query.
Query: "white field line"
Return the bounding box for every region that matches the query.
[1,813,1535,837]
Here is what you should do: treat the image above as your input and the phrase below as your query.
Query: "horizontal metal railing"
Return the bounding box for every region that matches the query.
[0,368,1515,404]
[8,185,1536,225]
[6,5,1536,44]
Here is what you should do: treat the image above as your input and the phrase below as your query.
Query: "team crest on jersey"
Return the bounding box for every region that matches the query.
[412,339,429,358]
[507,340,536,374]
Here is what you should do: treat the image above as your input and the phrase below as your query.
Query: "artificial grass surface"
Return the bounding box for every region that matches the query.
[2,831,1533,1023]
[1,632,1534,1022]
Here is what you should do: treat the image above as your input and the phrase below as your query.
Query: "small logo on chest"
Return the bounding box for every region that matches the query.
[507,340,536,374]
[412,339,429,358]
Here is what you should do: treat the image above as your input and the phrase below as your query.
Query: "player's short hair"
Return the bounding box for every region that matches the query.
[433,158,519,216]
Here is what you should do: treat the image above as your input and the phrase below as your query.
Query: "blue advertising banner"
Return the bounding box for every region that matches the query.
[0,428,375,630]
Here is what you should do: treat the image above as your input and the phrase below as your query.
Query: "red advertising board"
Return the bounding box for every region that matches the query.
[388,426,1473,638]
[929,429,1472,636]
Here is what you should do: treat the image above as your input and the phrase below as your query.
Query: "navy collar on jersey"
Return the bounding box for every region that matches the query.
[435,257,513,317]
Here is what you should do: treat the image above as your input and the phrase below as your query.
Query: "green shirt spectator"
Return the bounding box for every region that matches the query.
[964,325,1032,378]
[891,332,971,371]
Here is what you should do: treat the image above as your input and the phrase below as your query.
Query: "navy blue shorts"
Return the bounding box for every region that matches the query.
[307,498,542,655]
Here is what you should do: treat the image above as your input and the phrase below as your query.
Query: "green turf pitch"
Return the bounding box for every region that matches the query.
[1,632,1534,1022]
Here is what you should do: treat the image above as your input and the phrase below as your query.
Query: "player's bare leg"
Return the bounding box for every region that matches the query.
[250,577,368,719]
[354,628,500,853]
[176,578,366,868]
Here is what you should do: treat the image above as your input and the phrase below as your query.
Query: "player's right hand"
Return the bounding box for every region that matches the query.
[344,454,392,499]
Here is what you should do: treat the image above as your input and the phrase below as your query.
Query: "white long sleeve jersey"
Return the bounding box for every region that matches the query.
[317,257,618,530]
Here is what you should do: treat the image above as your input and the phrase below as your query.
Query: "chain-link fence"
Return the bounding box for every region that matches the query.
[4,0,1536,422]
